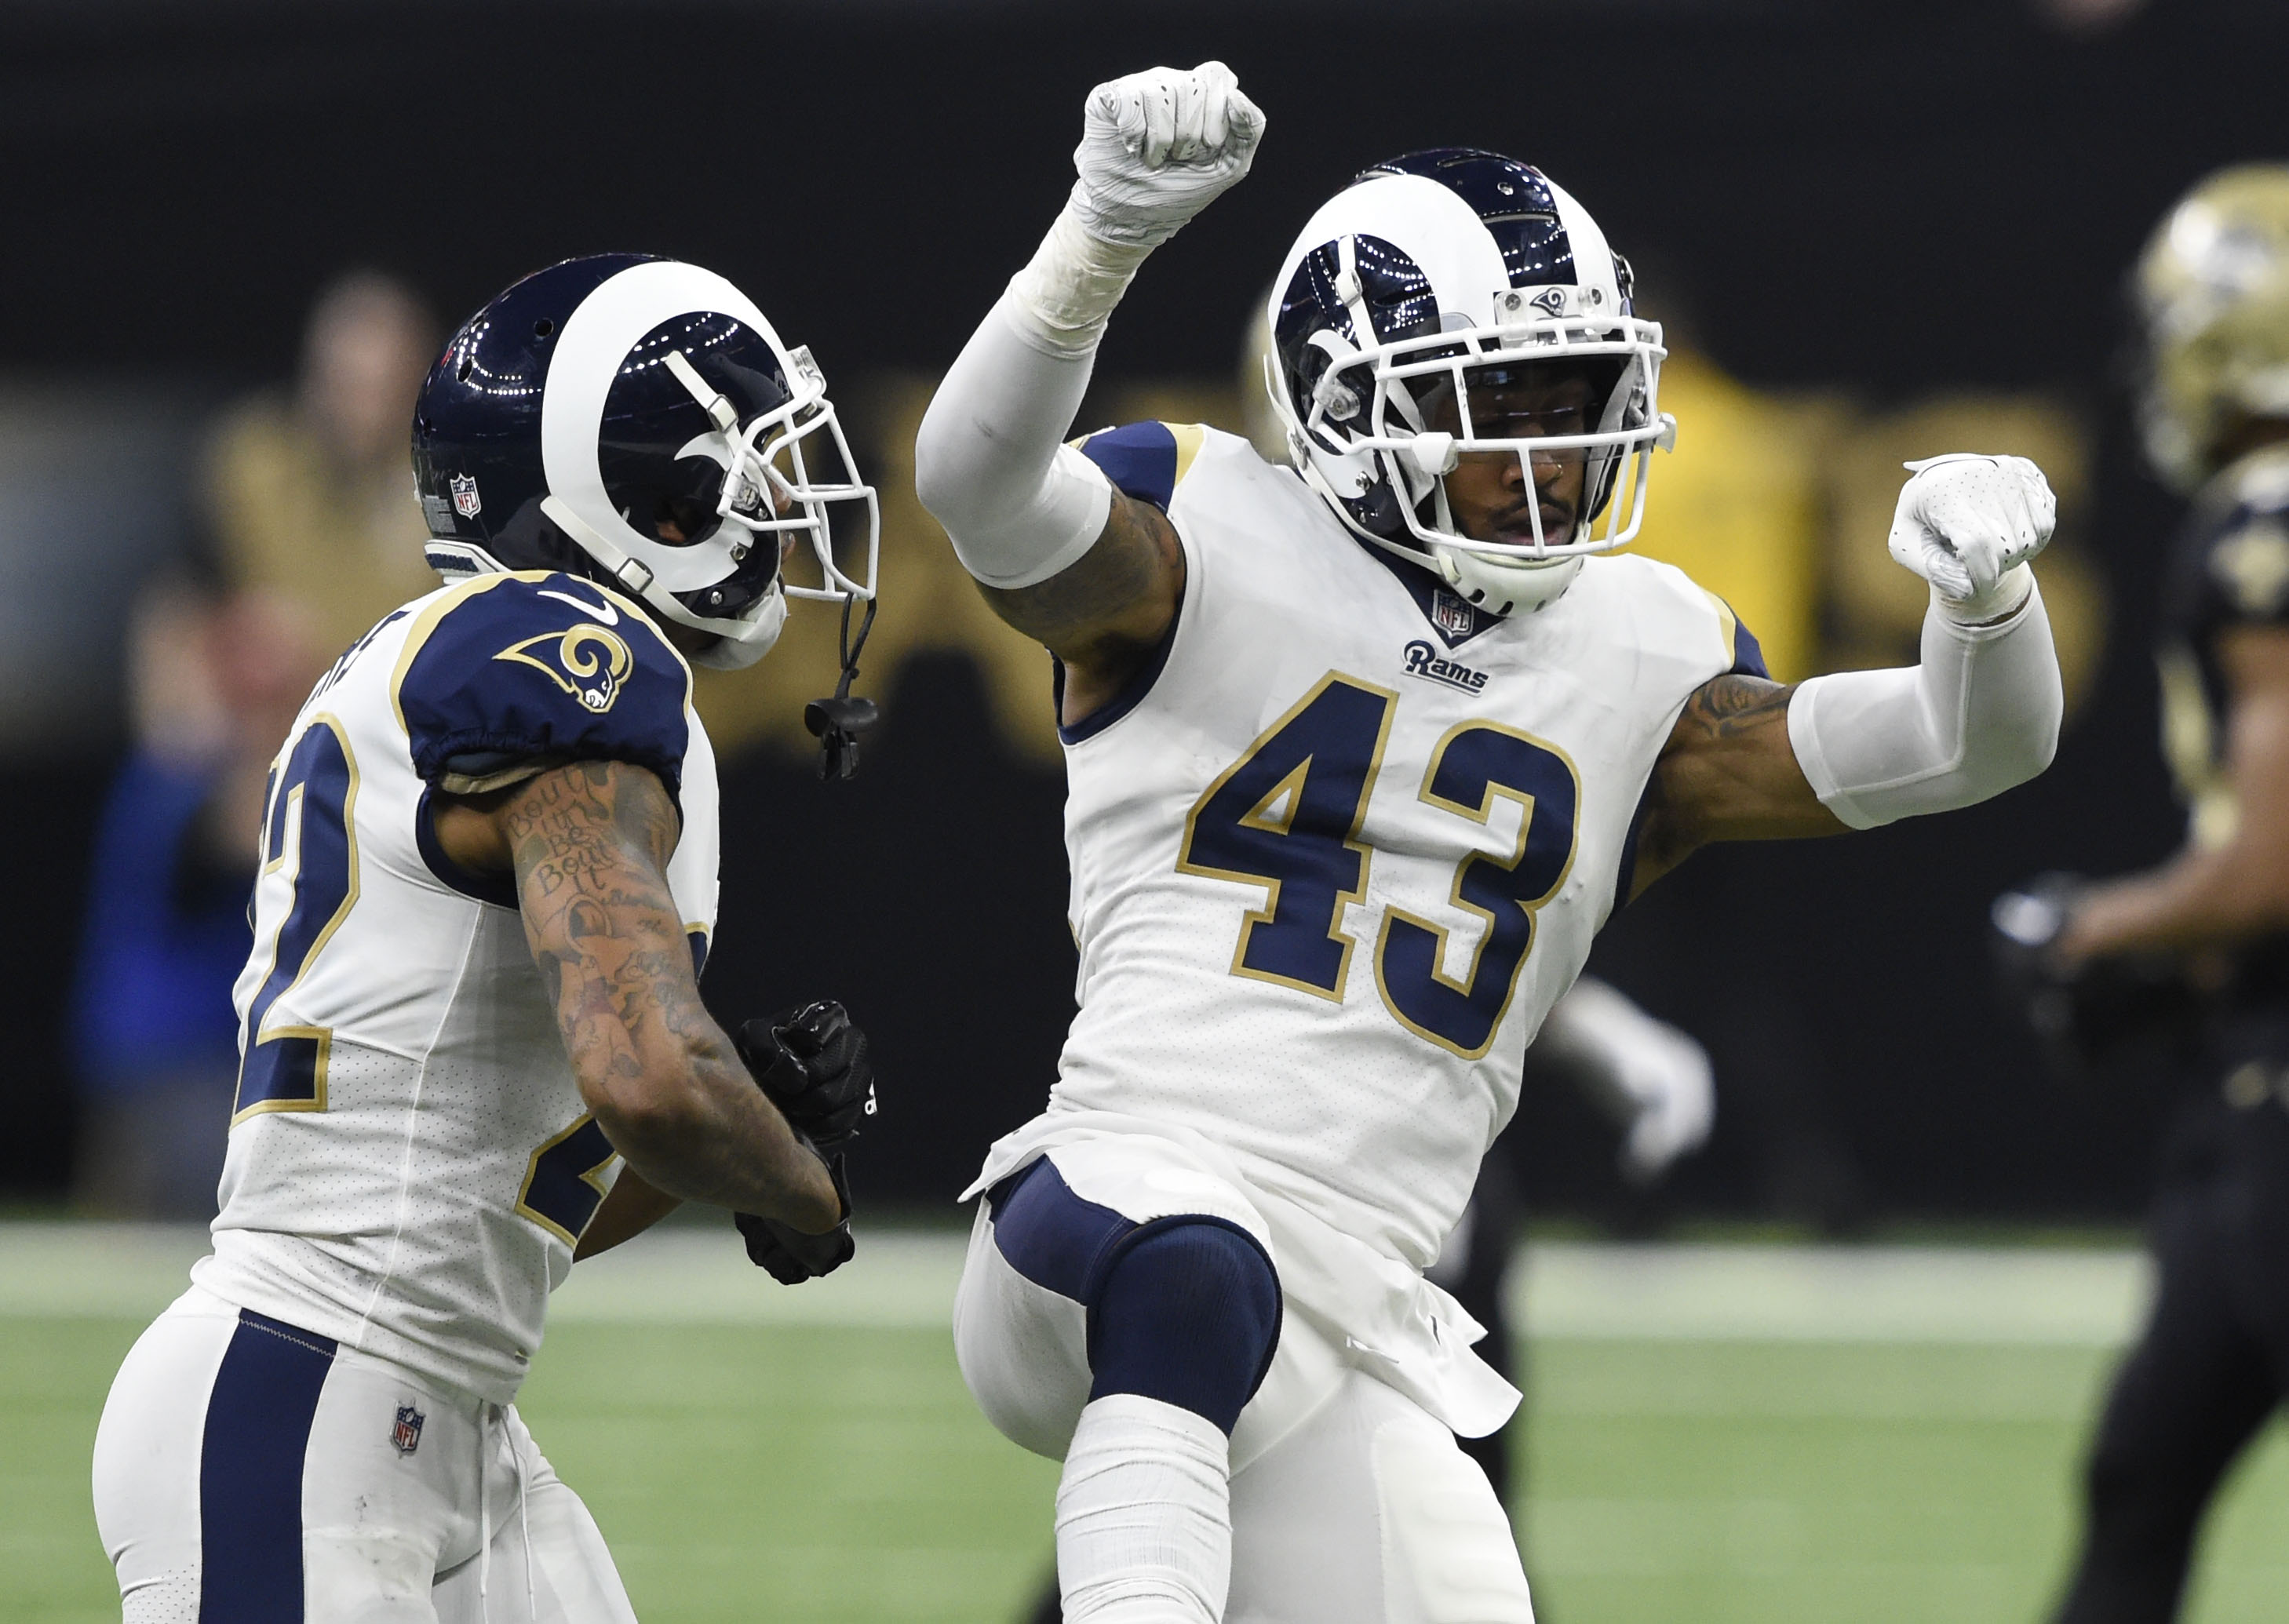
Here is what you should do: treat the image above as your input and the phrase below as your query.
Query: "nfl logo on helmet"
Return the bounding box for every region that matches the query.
[449,472,482,519]
[392,1404,425,1455]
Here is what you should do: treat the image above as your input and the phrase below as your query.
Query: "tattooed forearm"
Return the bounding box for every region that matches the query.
[1629,674,1846,899]
[501,760,840,1230]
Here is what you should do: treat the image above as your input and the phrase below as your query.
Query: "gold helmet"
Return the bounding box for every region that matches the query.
[2137,164,2289,493]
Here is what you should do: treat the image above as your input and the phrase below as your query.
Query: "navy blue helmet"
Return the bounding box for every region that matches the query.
[1264,149,1670,614]
[412,254,877,672]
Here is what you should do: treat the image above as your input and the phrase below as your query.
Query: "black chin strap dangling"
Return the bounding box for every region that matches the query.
[804,591,880,781]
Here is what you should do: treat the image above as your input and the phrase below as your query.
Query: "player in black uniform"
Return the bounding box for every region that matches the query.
[1995,164,2289,1624]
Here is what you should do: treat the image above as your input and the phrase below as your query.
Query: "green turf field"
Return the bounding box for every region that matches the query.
[5,1229,2286,1622]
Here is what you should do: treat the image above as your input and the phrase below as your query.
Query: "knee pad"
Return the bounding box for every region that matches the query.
[1088,1218,1281,1436]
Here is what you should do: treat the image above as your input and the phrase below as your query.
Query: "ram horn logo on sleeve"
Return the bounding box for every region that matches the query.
[494,625,636,713]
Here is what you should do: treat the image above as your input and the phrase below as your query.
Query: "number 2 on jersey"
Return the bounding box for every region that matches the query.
[235,717,359,1123]
[516,1115,619,1246]
[1179,676,1580,1057]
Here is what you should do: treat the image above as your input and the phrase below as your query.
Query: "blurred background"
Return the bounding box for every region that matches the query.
[5,0,2287,1619]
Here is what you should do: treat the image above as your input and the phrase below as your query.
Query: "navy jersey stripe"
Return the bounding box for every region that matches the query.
[1355,541,1503,649]
[1077,421,1180,509]
[1053,584,1186,746]
[1730,615,1770,679]
[1609,769,1660,914]
[199,1309,337,1622]
[1048,421,1197,744]
[1611,603,1765,912]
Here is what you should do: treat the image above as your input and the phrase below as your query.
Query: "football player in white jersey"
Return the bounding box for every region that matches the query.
[914,64,2066,1624]
[92,254,881,1621]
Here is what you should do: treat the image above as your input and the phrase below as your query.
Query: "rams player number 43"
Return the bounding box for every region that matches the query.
[916,64,2067,1624]
[92,256,880,1619]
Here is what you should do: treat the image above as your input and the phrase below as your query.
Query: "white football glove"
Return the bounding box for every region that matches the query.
[1610,1020,1715,1183]
[1540,978,1715,1182]
[1066,61,1265,251]
[1886,453,2057,612]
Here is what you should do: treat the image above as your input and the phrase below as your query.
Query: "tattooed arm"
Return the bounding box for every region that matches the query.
[979,491,1185,726]
[432,760,841,1237]
[1628,675,1848,899]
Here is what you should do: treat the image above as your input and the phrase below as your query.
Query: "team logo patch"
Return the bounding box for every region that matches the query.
[1403,639,1489,693]
[1431,588,1477,639]
[1529,286,1569,317]
[494,624,636,713]
[392,1404,425,1455]
[450,472,483,519]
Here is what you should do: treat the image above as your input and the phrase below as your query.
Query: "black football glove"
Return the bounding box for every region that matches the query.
[735,1000,877,1149]
[1991,873,2196,1076]
[734,1145,855,1284]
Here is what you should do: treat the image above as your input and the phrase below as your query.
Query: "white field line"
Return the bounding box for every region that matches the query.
[0,1224,2150,1345]
[1515,1240,2152,1345]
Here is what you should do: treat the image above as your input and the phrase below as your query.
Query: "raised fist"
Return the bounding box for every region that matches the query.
[1888,453,2056,609]
[1067,61,1266,251]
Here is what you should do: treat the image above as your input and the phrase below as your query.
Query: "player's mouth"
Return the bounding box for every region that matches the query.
[1486,498,1575,550]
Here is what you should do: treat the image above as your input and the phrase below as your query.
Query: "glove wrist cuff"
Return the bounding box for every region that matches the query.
[1004,204,1155,359]
[1934,563,2036,629]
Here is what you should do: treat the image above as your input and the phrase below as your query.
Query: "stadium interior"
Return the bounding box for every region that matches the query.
[5,1,2287,1619]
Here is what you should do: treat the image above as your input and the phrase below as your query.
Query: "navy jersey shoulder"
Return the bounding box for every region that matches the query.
[1074,421,1214,512]
[394,572,692,798]
[2163,451,2289,651]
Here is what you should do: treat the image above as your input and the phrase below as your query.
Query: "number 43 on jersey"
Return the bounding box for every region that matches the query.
[1178,673,1580,1059]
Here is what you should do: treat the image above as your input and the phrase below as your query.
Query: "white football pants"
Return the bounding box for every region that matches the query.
[955,1142,1536,1624]
[93,1284,637,1623]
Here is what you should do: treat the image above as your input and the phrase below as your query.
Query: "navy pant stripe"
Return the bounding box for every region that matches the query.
[199,1309,336,1622]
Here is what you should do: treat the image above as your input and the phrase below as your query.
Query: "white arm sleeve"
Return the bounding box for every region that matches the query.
[917,64,1261,592]
[913,286,1115,591]
[1786,568,2062,829]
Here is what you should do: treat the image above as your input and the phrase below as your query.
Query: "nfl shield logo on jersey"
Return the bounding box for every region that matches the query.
[392,1404,425,1455]
[1432,588,1475,639]
[449,472,483,519]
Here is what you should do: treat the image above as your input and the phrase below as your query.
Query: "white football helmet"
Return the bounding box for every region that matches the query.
[1265,149,1671,614]
[414,254,878,672]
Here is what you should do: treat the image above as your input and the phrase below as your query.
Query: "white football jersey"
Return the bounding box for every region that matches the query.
[1001,424,1755,1279]
[191,570,719,1404]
